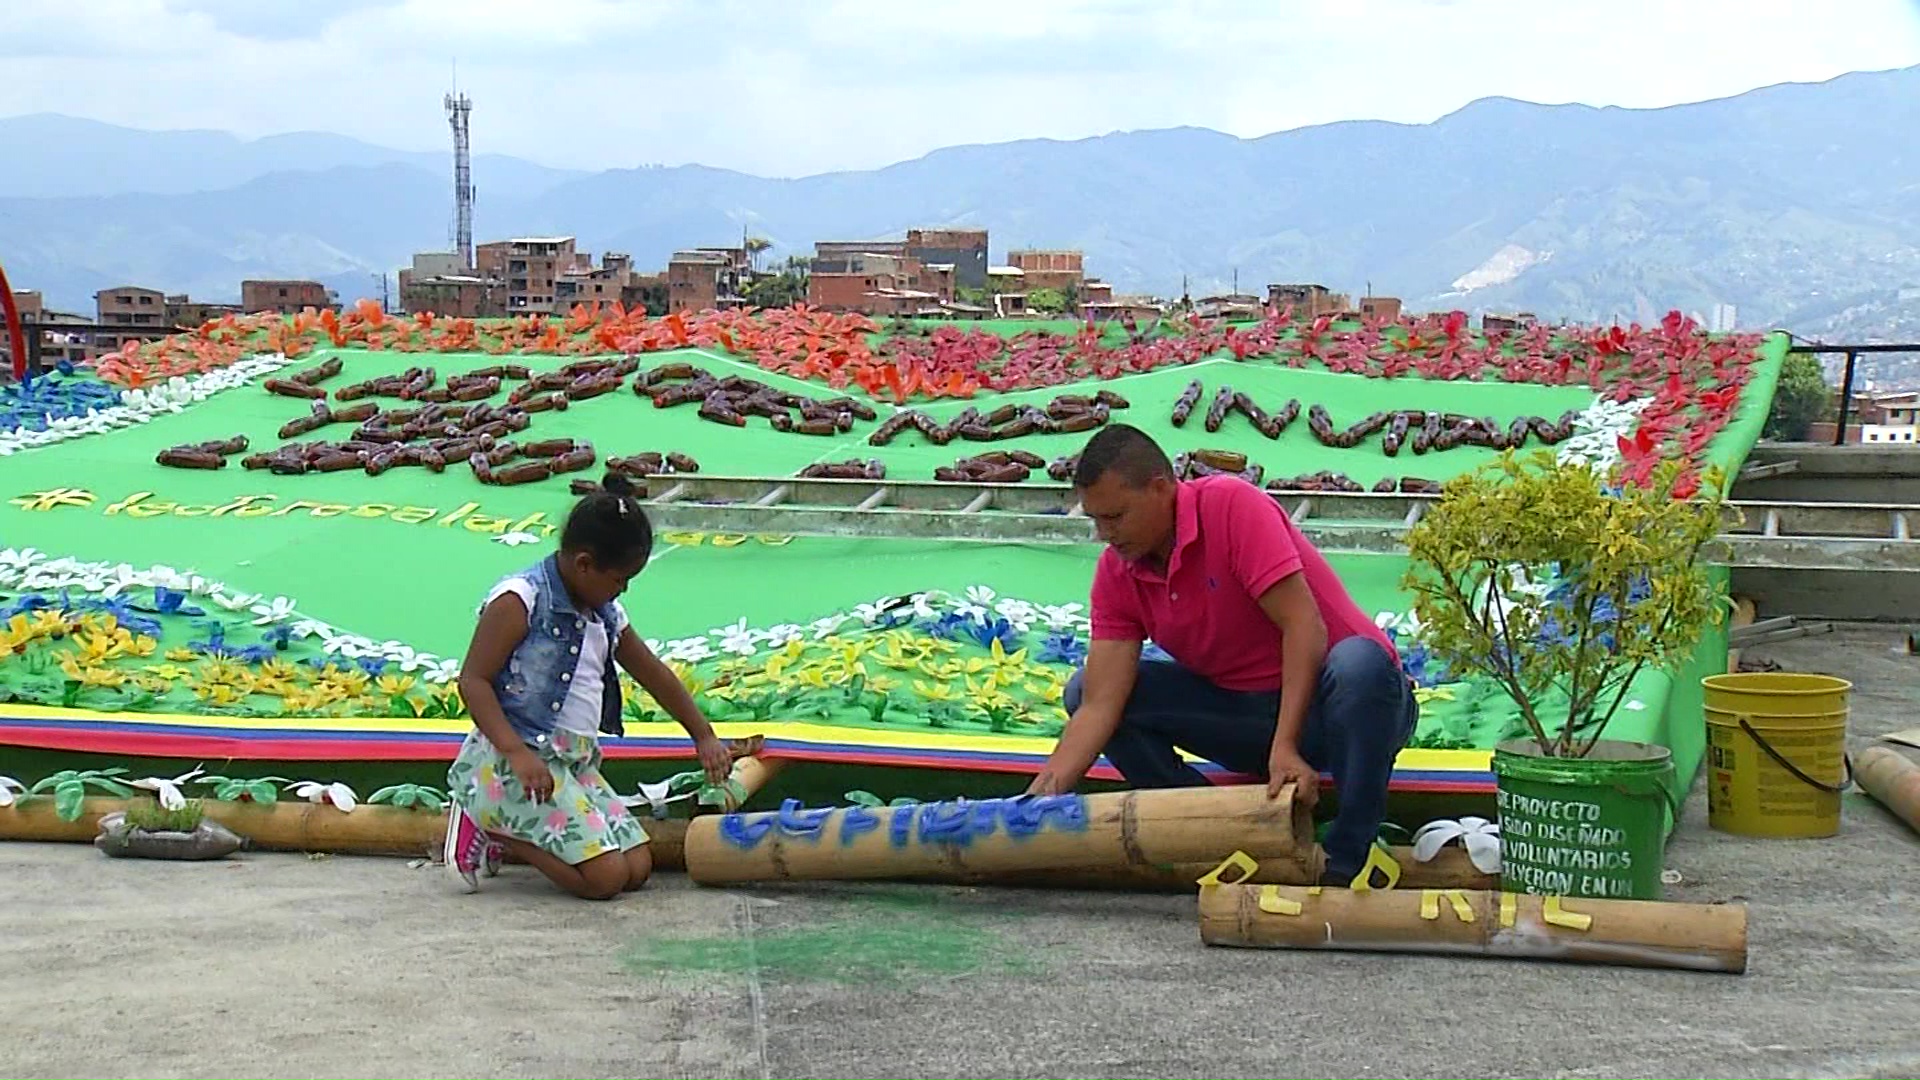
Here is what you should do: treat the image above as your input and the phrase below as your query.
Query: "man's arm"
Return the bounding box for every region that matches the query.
[1256,571,1327,804]
[1026,637,1143,795]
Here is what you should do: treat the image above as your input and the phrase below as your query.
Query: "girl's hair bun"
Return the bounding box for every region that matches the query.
[602,470,636,498]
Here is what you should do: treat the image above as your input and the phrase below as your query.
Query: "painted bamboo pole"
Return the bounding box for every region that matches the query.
[1198,881,1748,973]
[0,797,693,866]
[684,783,1311,886]
[886,845,1495,892]
[1858,745,1920,836]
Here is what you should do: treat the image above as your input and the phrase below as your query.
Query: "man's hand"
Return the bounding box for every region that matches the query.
[1266,745,1319,807]
[1024,767,1074,797]
[695,735,733,786]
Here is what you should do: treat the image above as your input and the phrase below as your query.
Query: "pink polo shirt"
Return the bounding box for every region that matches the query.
[1089,474,1399,692]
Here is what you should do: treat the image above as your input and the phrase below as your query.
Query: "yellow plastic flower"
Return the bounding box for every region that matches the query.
[125,634,157,658]
[913,680,959,702]
[0,614,36,654]
[27,609,72,639]
[375,674,416,698]
[165,646,198,662]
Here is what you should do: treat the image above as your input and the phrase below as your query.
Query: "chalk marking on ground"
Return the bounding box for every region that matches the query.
[734,895,774,1080]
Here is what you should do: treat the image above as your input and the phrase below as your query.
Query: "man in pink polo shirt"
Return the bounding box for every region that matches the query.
[1026,424,1418,884]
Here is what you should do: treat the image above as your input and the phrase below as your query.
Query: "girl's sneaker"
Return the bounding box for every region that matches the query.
[444,805,486,892]
[483,836,505,877]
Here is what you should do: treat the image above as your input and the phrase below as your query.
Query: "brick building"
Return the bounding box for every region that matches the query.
[665,249,750,314]
[166,295,242,328]
[242,279,335,315]
[398,251,504,318]
[94,285,172,348]
[813,228,990,291]
[807,252,949,316]
[475,237,577,314]
[556,252,637,310]
[1006,249,1085,294]
[1267,283,1349,318]
[1360,295,1403,322]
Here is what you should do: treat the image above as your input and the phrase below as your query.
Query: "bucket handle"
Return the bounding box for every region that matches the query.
[1737,716,1854,794]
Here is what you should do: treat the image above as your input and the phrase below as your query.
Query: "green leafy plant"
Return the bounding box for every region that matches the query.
[661,769,747,810]
[28,767,135,821]
[123,797,206,832]
[367,784,447,812]
[1402,450,1732,758]
[196,774,291,804]
[1764,352,1832,442]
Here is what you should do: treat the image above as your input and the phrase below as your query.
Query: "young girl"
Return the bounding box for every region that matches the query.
[444,470,731,899]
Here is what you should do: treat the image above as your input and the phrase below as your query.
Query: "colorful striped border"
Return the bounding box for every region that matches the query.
[0,705,1496,793]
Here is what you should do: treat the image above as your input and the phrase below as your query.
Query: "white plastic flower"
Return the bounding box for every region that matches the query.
[1411,816,1502,874]
[248,596,299,625]
[495,531,543,547]
[0,776,26,808]
[850,601,895,625]
[761,623,804,646]
[661,637,716,663]
[127,767,205,810]
[288,619,333,640]
[809,615,848,639]
[211,590,262,612]
[421,658,462,684]
[712,618,762,657]
[290,780,359,811]
[1034,602,1087,630]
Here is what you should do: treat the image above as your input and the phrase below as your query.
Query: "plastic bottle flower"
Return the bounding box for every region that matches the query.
[0,776,26,808]
[127,767,205,810]
[1410,816,1502,874]
[289,780,359,811]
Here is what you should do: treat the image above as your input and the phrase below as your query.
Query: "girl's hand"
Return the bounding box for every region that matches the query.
[509,748,554,803]
[696,735,732,785]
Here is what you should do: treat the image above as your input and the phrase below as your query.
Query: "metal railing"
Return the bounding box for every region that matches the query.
[1787,341,1920,445]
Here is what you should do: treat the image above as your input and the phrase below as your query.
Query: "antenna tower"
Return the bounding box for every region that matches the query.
[445,79,474,269]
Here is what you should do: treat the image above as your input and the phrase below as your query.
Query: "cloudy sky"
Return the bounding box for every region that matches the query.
[2,0,1917,177]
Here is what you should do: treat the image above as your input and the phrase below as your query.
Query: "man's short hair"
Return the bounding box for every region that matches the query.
[1074,423,1175,488]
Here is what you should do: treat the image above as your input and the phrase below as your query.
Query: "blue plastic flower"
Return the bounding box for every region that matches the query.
[1037,631,1087,667]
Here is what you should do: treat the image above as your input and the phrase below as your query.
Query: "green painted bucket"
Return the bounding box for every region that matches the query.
[1491,738,1678,901]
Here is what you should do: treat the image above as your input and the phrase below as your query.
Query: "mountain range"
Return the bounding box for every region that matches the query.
[2,64,1918,363]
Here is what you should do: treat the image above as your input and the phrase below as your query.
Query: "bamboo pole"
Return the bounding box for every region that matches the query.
[1858,745,1920,836]
[885,845,1495,892]
[684,783,1311,886]
[1198,882,1748,973]
[0,797,692,866]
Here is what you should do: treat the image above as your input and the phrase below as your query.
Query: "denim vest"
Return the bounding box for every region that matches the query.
[490,554,627,744]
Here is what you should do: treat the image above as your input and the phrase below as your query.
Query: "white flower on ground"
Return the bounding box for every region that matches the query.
[993,597,1038,631]
[210,590,261,612]
[288,619,333,640]
[248,596,298,625]
[1035,602,1087,630]
[495,531,543,547]
[661,637,716,664]
[144,566,193,591]
[127,767,205,811]
[421,658,461,685]
[290,780,359,811]
[712,618,762,656]
[0,776,25,808]
[762,623,804,646]
[907,591,947,619]
[378,642,439,670]
[809,615,848,640]
[1411,816,1502,874]
[850,601,894,625]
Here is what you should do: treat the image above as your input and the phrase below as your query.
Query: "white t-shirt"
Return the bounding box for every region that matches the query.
[484,576,631,736]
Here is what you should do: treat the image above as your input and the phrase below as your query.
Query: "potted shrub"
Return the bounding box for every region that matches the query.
[1402,449,1731,900]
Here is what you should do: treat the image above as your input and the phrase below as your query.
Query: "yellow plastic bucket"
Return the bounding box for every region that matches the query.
[1702,672,1854,838]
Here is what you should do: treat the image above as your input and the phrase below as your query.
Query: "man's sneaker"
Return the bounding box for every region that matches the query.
[443,805,486,892]
[483,836,505,877]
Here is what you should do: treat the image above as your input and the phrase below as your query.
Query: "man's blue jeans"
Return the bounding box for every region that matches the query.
[1063,636,1419,883]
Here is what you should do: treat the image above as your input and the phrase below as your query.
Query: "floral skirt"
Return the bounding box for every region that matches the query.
[447,727,648,866]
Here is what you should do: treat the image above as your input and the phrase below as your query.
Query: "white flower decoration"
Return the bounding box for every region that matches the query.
[127,767,205,811]
[288,619,334,640]
[661,637,716,664]
[289,780,359,811]
[248,596,299,625]
[0,776,26,808]
[495,531,543,547]
[1411,816,1502,874]
[211,590,262,612]
[421,658,462,684]
[809,615,848,639]
[712,617,763,657]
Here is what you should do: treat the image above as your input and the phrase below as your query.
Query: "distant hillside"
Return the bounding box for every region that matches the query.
[3,65,1917,372]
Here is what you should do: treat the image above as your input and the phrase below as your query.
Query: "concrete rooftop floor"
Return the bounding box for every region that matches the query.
[3,623,1918,1080]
